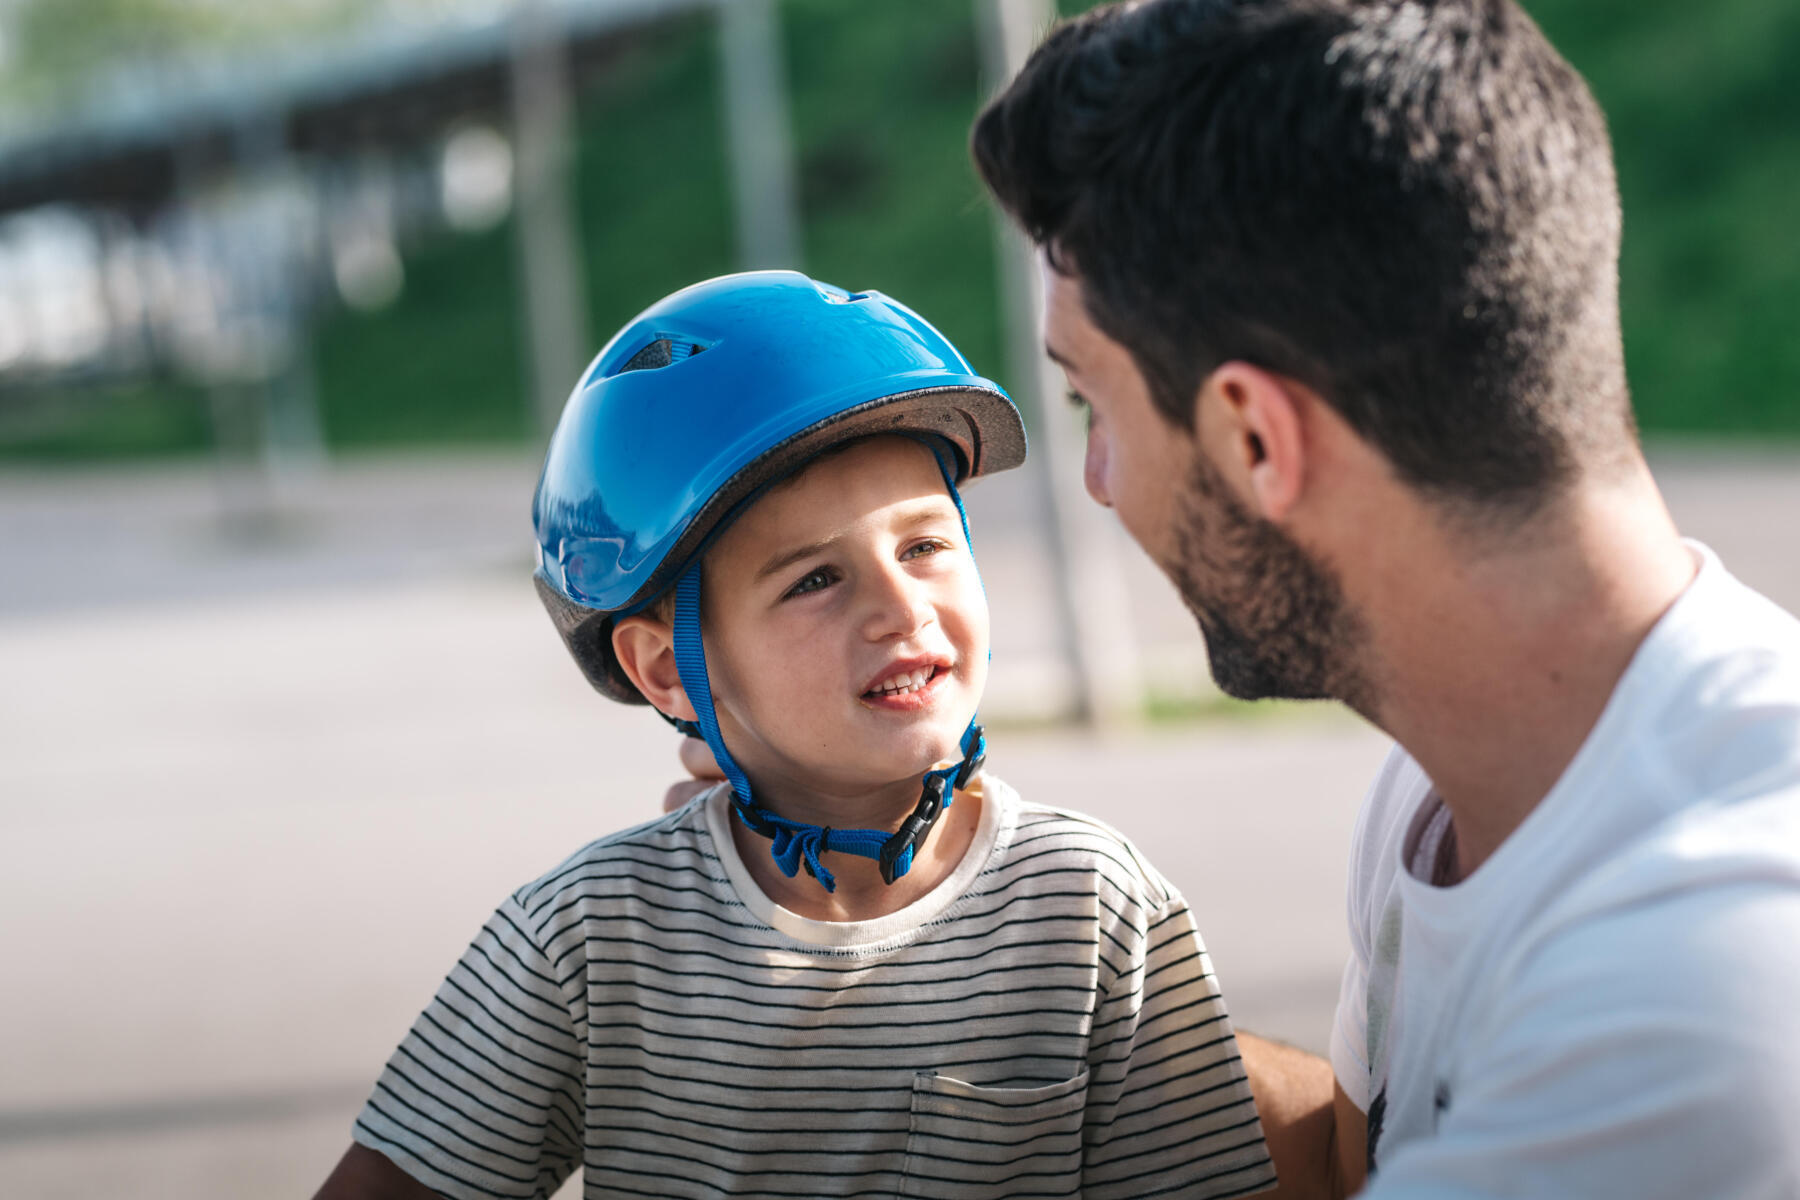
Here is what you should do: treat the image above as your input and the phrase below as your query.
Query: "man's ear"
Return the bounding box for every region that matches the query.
[611,615,699,722]
[1197,361,1309,523]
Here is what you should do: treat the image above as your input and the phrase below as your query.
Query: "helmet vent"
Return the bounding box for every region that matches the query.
[619,337,708,374]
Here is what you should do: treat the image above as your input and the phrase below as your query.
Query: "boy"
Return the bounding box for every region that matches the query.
[315,271,1274,1200]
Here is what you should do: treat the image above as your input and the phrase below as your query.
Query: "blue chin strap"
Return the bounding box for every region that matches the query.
[668,448,987,894]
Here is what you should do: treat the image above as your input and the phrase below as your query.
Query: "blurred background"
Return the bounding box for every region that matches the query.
[1,0,1795,1195]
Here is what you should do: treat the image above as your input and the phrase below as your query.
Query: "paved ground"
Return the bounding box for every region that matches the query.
[1,443,1794,1197]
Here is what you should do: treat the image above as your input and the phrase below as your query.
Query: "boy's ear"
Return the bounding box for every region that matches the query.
[611,615,699,723]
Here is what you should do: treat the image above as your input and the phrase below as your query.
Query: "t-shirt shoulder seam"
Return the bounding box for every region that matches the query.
[1005,799,1179,908]
[516,798,714,909]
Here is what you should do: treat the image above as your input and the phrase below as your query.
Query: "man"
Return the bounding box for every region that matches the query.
[967,0,1800,1196]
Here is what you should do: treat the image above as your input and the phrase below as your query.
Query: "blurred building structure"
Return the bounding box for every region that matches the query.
[0,0,786,465]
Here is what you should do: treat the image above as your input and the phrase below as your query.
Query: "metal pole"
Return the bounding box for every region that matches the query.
[171,137,275,539]
[977,0,1143,727]
[511,0,593,434]
[234,112,328,481]
[717,0,802,270]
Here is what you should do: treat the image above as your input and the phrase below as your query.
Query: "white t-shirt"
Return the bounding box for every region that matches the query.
[355,776,1277,1199]
[1331,543,1800,1198]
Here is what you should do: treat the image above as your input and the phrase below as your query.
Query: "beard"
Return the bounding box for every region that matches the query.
[1168,454,1371,710]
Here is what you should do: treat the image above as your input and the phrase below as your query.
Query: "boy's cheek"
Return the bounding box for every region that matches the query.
[956,583,993,654]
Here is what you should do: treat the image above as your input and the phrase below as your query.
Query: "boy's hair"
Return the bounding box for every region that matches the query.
[972,0,1637,517]
[644,590,677,625]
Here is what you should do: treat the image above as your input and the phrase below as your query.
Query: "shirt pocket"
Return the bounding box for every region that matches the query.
[899,1070,1088,1199]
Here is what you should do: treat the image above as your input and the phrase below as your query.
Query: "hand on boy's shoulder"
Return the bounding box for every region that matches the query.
[313,1143,439,1200]
[663,735,726,812]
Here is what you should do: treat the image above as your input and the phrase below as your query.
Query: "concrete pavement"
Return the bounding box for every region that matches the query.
[1,443,1794,1197]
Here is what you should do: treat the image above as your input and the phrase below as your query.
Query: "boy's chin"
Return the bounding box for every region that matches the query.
[822,729,954,781]
[884,735,976,783]
[903,712,978,756]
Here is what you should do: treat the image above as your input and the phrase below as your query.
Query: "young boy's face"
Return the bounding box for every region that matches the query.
[699,435,989,798]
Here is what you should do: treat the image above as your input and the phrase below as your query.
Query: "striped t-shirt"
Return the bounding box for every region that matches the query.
[353,775,1276,1199]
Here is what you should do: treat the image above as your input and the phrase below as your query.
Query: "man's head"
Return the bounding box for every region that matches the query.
[1041,264,1375,706]
[974,0,1640,703]
[613,436,990,796]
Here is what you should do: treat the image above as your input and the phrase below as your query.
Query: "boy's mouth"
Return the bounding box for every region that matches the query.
[860,657,951,706]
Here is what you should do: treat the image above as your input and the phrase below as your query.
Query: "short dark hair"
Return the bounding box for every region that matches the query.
[973,0,1637,513]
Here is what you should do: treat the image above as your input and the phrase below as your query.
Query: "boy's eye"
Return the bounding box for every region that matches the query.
[901,538,951,560]
[783,566,838,599]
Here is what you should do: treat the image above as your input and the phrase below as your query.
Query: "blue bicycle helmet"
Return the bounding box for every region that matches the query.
[533,270,1026,891]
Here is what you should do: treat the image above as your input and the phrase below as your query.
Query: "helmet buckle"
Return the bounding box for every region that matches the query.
[879,774,948,885]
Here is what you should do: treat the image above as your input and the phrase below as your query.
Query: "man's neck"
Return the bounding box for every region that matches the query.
[1355,469,1696,879]
[728,774,985,924]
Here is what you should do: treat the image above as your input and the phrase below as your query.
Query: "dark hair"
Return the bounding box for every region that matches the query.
[973,0,1637,512]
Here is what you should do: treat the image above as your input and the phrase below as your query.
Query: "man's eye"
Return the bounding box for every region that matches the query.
[784,567,837,598]
[1066,389,1095,431]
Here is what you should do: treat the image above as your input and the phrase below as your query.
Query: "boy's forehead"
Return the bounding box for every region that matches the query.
[719,437,958,558]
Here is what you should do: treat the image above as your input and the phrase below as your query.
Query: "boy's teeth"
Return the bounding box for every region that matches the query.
[873,667,934,695]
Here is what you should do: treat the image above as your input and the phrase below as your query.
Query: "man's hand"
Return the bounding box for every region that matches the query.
[313,1144,438,1200]
[662,734,725,812]
[1239,1031,1366,1199]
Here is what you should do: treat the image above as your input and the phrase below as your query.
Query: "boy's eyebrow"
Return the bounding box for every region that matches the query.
[1043,340,1073,369]
[756,537,835,583]
[753,501,957,583]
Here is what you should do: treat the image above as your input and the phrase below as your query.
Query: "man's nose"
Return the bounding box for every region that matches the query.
[1084,433,1113,507]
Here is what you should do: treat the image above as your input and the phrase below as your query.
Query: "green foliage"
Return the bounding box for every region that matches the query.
[571,14,735,353]
[0,376,212,460]
[1140,688,1340,728]
[1526,0,1800,433]
[781,0,1003,396]
[310,218,530,447]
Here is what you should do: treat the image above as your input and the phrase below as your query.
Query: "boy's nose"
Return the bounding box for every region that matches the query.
[860,564,934,642]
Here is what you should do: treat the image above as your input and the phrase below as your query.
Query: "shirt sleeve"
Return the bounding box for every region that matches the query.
[1329,926,1372,1111]
[1362,884,1800,1199]
[1332,742,1417,1112]
[1080,892,1280,1200]
[353,894,585,1199]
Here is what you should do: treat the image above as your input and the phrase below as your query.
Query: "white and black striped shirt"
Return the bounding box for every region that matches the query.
[354,776,1275,1199]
